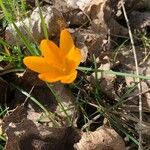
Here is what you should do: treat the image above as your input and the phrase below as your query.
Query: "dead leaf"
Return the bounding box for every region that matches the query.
[2,105,81,150]
[5,6,66,45]
[74,126,125,150]
[129,11,150,33]
[79,0,128,36]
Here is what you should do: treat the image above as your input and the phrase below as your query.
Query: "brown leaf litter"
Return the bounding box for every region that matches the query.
[2,105,125,150]
[2,105,80,150]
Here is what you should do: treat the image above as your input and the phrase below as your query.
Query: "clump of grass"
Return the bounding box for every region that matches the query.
[72,64,140,145]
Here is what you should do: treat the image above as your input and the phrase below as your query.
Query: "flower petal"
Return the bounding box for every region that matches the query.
[40,39,63,66]
[60,71,77,83]
[67,47,81,67]
[23,56,51,73]
[60,29,74,54]
[63,58,77,74]
[38,70,65,83]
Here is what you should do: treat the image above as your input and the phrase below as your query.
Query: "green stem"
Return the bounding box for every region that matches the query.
[46,83,72,126]
[78,67,150,80]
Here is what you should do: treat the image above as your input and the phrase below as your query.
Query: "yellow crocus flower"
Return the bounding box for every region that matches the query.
[23,29,81,83]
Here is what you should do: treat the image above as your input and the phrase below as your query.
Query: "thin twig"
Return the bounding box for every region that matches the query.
[23,84,35,105]
[126,88,150,101]
[81,114,101,131]
[0,68,25,76]
[121,1,142,149]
